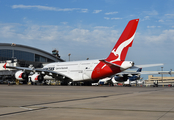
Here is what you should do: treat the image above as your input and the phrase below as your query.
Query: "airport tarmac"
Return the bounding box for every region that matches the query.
[0,85,174,120]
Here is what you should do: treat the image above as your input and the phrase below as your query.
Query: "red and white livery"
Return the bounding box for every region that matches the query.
[4,19,140,84]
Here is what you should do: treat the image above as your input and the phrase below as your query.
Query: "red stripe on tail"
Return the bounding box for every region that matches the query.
[106,19,139,62]
[91,19,139,80]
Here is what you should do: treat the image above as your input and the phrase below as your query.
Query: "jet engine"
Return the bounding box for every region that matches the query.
[28,74,44,83]
[15,71,28,81]
[113,75,128,82]
[129,74,140,81]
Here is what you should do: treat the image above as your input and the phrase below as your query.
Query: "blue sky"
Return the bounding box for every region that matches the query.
[1,0,174,79]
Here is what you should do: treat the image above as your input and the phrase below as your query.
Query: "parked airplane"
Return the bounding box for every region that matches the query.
[97,68,142,85]
[4,19,140,85]
[97,67,170,86]
[114,68,144,86]
[112,68,174,86]
[114,68,142,82]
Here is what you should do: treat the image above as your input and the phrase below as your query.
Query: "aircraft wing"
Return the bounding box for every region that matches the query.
[117,71,141,75]
[4,63,72,80]
[117,63,164,75]
[3,63,33,72]
[118,70,174,75]
[131,63,163,69]
[34,68,71,80]
[141,71,174,75]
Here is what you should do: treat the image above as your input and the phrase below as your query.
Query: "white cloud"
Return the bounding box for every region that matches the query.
[142,16,150,21]
[93,10,102,14]
[104,17,122,20]
[159,19,164,22]
[165,14,174,17]
[2,22,174,63]
[105,11,118,15]
[111,18,122,20]
[147,26,161,29]
[147,26,156,28]
[94,26,111,29]
[3,22,174,52]
[80,9,88,13]
[143,10,158,16]
[0,23,119,46]
[0,25,16,38]
[136,29,174,43]
[61,22,68,25]
[164,14,174,20]
[12,4,87,12]
[67,28,90,42]
[104,17,110,20]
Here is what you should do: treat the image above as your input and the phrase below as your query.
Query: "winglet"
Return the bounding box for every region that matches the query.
[3,63,7,69]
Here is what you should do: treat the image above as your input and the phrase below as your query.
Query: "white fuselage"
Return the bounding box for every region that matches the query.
[43,60,100,81]
[43,60,133,82]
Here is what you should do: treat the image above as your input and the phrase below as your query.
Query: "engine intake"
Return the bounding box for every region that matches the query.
[37,75,44,82]
[22,73,28,79]
[15,71,28,81]
[29,74,44,83]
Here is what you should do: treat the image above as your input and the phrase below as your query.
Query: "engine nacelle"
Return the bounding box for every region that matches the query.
[129,75,140,81]
[28,74,44,83]
[113,75,128,82]
[15,71,28,81]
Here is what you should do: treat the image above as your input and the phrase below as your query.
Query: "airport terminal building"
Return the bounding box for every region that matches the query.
[145,75,174,86]
[0,43,64,66]
[0,43,64,81]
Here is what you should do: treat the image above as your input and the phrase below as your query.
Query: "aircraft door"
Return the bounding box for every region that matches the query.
[82,63,91,80]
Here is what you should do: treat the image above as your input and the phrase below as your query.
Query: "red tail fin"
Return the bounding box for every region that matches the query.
[106,19,139,61]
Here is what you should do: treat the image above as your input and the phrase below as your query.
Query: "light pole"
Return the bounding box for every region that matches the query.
[11,43,16,66]
[170,69,172,76]
[68,53,71,61]
[11,43,16,59]
[161,67,163,82]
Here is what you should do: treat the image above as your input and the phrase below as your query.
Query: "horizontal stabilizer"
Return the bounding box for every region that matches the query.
[131,63,163,69]
[99,59,123,69]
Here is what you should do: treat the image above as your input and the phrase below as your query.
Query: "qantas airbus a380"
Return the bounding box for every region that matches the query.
[4,19,140,85]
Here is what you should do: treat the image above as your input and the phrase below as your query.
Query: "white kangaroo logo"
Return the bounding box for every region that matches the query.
[101,33,135,69]
[111,33,135,62]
